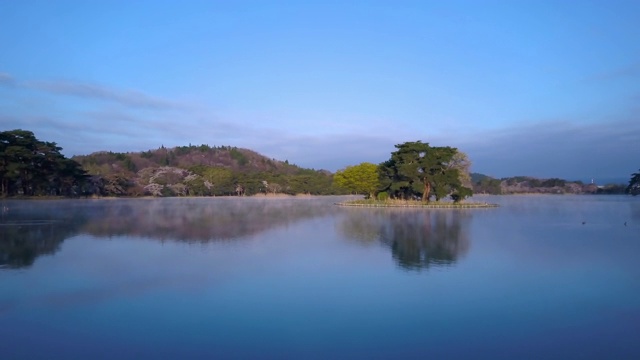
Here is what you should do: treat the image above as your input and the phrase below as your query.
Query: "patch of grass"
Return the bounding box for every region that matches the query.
[336,198,498,208]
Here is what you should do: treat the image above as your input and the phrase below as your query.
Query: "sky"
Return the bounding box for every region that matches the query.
[1,0,638,183]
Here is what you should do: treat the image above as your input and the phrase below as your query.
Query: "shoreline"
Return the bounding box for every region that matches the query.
[335,201,499,208]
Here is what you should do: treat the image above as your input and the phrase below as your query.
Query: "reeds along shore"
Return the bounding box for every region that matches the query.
[335,199,499,208]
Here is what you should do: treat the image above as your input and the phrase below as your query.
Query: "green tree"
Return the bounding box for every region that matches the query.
[333,162,381,198]
[378,141,472,202]
[627,169,640,196]
[0,129,87,197]
[202,167,234,196]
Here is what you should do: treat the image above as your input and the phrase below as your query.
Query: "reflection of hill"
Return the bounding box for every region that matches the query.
[1,198,337,268]
[0,201,88,269]
[339,209,471,270]
[81,198,333,242]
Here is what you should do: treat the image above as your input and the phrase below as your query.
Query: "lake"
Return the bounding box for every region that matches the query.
[1,195,639,359]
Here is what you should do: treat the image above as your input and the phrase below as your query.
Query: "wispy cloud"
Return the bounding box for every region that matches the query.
[586,61,640,82]
[24,79,181,109]
[0,71,181,109]
[4,104,638,180]
[2,69,636,180]
[0,72,16,86]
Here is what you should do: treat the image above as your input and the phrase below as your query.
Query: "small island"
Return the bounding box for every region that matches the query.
[332,141,497,208]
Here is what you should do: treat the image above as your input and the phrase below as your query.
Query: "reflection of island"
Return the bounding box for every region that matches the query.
[0,201,89,269]
[339,209,471,270]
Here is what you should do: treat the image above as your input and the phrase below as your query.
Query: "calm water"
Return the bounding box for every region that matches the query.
[1,195,639,359]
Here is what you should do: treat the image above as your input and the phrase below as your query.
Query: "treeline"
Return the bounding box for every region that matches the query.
[0,129,341,197]
[471,173,627,195]
[4,129,633,199]
[0,130,87,197]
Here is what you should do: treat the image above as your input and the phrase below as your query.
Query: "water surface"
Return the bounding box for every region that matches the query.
[1,195,639,359]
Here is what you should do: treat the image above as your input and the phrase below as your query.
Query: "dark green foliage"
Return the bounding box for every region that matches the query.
[185,177,211,196]
[472,174,502,194]
[627,169,640,196]
[123,156,136,172]
[528,178,542,187]
[0,129,87,197]
[229,147,248,166]
[98,174,133,196]
[111,152,127,161]
[451,187,473,203]
[378,141,472,202]
[377,191,389,201]
[541,178,566,187]
[161,186,175,197]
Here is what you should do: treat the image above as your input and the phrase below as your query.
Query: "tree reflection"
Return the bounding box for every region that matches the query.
[339,209,471,270]
[1,198,337,269]
[0,202,88,269]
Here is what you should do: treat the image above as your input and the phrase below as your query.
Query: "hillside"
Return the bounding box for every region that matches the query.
[73,144,339,197]
[471,173,626,195]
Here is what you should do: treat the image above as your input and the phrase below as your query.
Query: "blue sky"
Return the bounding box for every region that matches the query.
[1,0,638,182]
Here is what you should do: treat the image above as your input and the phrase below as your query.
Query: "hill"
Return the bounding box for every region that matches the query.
[73,144,339,197]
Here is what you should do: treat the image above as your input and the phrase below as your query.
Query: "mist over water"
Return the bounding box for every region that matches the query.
[1,195,639,359]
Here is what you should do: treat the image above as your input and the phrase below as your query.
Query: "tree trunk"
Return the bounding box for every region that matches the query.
[422,180,430,202]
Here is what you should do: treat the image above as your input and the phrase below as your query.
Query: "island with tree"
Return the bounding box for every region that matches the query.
[334,141,493,208]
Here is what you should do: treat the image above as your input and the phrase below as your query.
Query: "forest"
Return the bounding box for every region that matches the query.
[0,130,86,197]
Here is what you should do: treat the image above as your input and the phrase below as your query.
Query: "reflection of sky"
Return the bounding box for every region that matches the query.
[1,196,640,359]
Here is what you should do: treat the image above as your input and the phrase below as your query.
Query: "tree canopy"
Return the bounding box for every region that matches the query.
[378,141,472,202]
[627,169,640,196]
[0,129,87,197]
[333,162,380,198]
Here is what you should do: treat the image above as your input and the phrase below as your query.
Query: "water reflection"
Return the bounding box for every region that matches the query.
[81,198,332,242]
[339,209,471,270]
[0,202,88,268]
[631,201,640,221]
[0,198,336,268]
